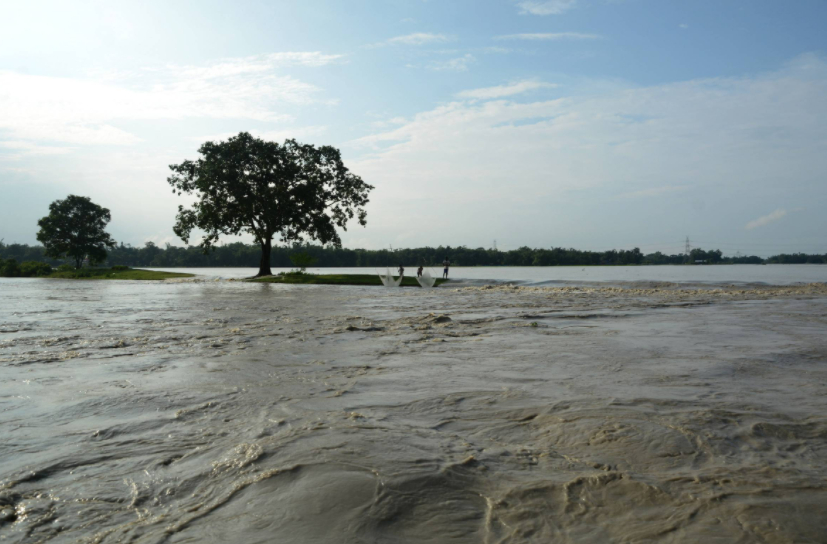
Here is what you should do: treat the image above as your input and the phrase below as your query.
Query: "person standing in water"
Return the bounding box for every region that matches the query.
[417,266,424,278]
[442,259,450,279]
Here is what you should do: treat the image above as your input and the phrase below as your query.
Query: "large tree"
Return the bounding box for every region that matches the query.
[168,132,373,276]
[36,195,116,269]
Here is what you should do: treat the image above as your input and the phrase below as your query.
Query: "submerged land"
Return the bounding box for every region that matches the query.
[251,273,447,287]
[2,266,449,286]
[1,278,826,542]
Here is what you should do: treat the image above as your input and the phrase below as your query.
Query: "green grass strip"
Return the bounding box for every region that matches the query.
[47,268,194,280]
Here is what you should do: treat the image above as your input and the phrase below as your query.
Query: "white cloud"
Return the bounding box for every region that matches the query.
[348,55,827,248]
[377,33,451,46]
[456,80,558,100]
[0,52,339,148]
[516,0,579,16]
[162,52,343,79]
[745,209,787,230]
[495,32,602,41]
[0,141,74,157]
[679,24,689,29]
[430,54,476,72]
[371,117,408,129]
[193,126,329,144]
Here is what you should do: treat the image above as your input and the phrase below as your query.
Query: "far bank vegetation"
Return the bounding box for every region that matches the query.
[4,241,822,271]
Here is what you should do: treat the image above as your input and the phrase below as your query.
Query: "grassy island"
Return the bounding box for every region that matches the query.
[48,267,195,280]
[0,260,194,280]
[251,273,447,287]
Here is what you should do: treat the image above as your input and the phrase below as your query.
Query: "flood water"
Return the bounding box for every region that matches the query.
[1,277,827,542]
[149,264,827,285]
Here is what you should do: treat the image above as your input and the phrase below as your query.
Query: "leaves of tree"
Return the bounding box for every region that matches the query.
[167,132,373,276]
[36,195,116,269]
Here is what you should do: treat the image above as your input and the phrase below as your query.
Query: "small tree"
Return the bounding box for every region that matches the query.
[168,132,373,277]
[289,251,318,273]
[36,195,116,269]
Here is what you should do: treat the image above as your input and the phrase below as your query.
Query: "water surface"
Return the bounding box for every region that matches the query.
[148,264,827,285]
[1,278,826,542]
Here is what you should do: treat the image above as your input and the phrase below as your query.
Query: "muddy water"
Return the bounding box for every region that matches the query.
[1,278,827,543]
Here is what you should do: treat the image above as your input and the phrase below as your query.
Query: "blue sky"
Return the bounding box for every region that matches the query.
[1,0,826,255]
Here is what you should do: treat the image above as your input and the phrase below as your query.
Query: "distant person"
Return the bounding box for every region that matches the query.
[442,259,450,279]
[417,266,424,278]
[398,265,404,277]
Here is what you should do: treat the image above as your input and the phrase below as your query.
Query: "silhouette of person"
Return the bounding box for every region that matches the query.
[442,259,450,279]
[398,265,404,277]
[417,266,424,278]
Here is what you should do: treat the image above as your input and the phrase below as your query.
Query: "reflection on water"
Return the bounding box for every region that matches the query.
[1,278,827,542]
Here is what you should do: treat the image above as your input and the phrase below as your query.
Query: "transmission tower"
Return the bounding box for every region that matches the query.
[492,239,497,251]
[684,236,691,263]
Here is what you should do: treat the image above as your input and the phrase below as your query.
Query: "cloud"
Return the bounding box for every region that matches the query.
[193,126,329,144]
[0,52,339,148]
[0,141,74,158]
[376,33,451,46]
[371,117,408,129]
[495,32,602,41]
[169,52,343,77]
[348,55,827,248]
[456,80,558,100]
[679,24,689,29]
[516,0,579,16]
[430,54,476,72]
[745,209,787,230]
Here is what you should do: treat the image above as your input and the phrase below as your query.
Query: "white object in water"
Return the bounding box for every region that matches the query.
[416,268,437,288]
[378,268,403,287]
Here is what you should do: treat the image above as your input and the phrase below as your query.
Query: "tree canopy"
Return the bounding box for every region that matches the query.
[168,132,373,276]
[36,195,116,269]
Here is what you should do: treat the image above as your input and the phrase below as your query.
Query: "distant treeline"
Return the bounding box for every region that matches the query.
[2,241,825,267]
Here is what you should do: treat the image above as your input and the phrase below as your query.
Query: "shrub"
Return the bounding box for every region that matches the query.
[111,265,130,271]
[0,258,20,277]
[57,264,75,272]
[277,270,306,277]
[20,261,53,277]
[289,252,318,272]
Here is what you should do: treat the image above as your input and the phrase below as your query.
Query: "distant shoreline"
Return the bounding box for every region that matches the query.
[4,242,824,268]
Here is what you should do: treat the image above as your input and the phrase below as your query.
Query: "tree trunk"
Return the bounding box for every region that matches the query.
[257,238,273,277]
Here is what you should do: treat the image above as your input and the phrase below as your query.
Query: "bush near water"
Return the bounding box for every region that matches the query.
[0,259,53,277]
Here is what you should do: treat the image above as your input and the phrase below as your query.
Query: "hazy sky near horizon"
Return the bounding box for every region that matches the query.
[1,0,826,256]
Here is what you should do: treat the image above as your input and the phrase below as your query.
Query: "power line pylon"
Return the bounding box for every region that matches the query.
[685,236,691,263]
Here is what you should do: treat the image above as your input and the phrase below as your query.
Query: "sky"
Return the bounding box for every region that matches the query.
[1,0,826,256]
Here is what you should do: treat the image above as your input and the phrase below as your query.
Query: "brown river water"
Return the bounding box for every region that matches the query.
[1,278,827,543]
